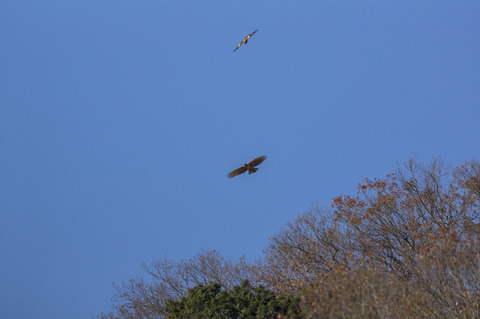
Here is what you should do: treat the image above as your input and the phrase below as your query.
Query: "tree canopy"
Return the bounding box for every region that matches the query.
[164,281,300,319]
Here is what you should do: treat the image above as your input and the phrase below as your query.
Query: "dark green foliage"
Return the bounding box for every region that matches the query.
[164,280,301,319]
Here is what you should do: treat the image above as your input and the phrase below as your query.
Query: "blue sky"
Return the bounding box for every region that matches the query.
[1,1,479,318]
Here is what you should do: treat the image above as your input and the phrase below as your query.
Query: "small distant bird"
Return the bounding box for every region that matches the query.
[233,29,259,52]
[228,155,267,178]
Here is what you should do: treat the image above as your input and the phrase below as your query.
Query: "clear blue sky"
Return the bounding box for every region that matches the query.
[1,1,479,318]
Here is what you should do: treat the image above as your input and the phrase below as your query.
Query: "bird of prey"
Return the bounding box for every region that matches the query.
[228,155,267,178]
[233,29,259,52]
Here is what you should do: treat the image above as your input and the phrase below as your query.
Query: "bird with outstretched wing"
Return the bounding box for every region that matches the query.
[228,155,267,178]
[233,29,259,52]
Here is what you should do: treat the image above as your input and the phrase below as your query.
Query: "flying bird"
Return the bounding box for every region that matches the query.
[233,29,259,52]
[228,155,267,178]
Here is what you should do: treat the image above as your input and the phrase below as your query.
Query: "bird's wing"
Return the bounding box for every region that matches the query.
[248,155,267,167]
[249,29,259,37]
[228,166,248,178]
[234,39,246,51]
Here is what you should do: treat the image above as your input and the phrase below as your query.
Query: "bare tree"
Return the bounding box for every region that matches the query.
[331,158,480,279]
[300,266,432,319]
[454,159,480,200]
[254,207,352,295]
[97,249,255,319]
[412,232,480,318]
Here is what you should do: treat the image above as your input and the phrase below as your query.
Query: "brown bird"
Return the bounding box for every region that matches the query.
[228,155,267,178]
[233,29,259,52]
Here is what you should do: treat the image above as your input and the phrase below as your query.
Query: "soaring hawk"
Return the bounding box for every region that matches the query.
[233,29,259,52]
[228,155,267,178]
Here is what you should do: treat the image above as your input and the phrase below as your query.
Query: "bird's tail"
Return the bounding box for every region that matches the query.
[248,168,258,174]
